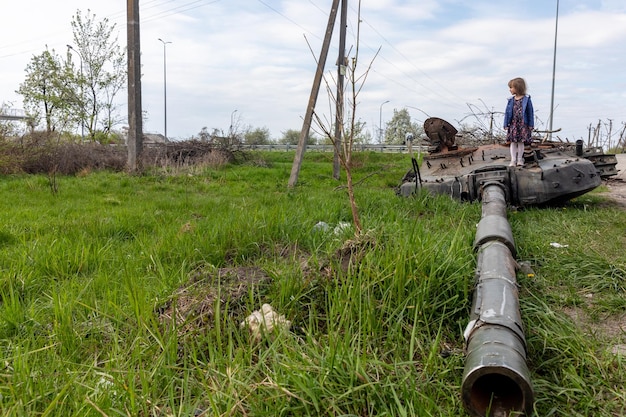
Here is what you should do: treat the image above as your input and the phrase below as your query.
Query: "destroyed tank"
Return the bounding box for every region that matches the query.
[397,117,618,416]
[397,117,613,206]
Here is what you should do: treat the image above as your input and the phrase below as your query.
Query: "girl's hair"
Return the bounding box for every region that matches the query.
[508,77,527,95]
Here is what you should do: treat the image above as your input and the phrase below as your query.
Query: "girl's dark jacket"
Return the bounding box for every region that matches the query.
[504,95,534,128]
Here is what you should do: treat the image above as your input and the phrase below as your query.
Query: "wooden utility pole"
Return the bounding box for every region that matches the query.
[127,0,143,171]
[288,0,340,188]
[332,0,348,180]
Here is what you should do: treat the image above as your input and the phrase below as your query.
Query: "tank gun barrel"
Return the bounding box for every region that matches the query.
[462,182,534,416]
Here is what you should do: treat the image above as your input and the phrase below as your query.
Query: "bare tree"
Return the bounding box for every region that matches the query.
[313,1,379,236]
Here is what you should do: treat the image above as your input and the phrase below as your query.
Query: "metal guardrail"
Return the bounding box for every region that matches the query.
[239,144,427,153]
[0,108,27,121]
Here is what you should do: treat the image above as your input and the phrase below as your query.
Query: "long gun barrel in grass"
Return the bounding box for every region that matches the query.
[462,182,534,416]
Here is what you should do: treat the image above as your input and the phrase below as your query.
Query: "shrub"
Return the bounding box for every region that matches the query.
[0,132,126,175]
[0,133,243,176]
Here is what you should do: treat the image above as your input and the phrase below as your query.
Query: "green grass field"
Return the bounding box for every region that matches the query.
[0,151,624,416]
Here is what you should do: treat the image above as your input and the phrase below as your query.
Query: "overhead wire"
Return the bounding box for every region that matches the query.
[358,15,466,102]
[251,0,467,121]
[1,0,464,113]
[141,0,222,24]
[4,0,473,117]
[255,0,325,43]
[299,0,470,112]
[0,0,222,60]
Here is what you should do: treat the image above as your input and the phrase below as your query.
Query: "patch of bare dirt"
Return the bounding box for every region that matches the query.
[561,294,626,357]
[155,243,320,340]
[600,178,626,210]
[155,235,380,342]
[157,266,272,337]
[597,154,626,209]
[561,163,626,355]
[562,306,626,342]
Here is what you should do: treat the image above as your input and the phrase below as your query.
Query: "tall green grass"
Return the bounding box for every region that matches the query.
[0,151,624,416]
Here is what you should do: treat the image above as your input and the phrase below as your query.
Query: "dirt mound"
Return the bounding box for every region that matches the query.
[157,266,272,337]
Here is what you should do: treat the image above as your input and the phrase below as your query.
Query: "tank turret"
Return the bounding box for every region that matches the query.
[398,117,603,206]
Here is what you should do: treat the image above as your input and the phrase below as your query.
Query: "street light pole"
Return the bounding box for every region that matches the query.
[230,109,238,137]
[67,44,85,141]
[158,38,172,140]
[548,0,559,141]
[379,100,390,143]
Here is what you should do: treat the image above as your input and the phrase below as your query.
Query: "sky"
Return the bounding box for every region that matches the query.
[1,0,625,143]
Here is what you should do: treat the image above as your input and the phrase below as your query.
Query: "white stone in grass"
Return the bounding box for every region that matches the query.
[313,221,330,233]
[550,242,569,248]
[240,304,291,341]
[333,221,351,235]
[94,375,118,398]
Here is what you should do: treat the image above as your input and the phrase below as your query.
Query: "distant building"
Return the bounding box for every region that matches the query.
[121,126,169,146]
[143,133,169,146]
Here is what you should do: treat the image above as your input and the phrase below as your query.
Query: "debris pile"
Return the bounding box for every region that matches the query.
[240,304,291,341]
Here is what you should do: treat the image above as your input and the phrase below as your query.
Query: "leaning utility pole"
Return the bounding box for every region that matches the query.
[288,0,340,188]
[127,0,143,171]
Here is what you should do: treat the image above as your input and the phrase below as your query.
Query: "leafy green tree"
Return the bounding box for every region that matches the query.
[279,129,317,145]
[17,48,74,134]
[17,10,125,140]
[319,119,372,145]
[384,108,422,144]
[69,9,126,139]
[346,119,372,144]
[244,126,271,145]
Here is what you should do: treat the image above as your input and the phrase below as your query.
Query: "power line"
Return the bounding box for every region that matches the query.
[356,15,467,105]
[256,0,325,43]
[141,0,222,24]
[0,0,222,60]
[300,1,470,111]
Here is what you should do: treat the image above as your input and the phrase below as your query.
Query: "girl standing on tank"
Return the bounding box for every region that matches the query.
[504,77,534,167]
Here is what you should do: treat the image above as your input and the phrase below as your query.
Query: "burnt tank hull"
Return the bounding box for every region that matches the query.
[398,143,602,206]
